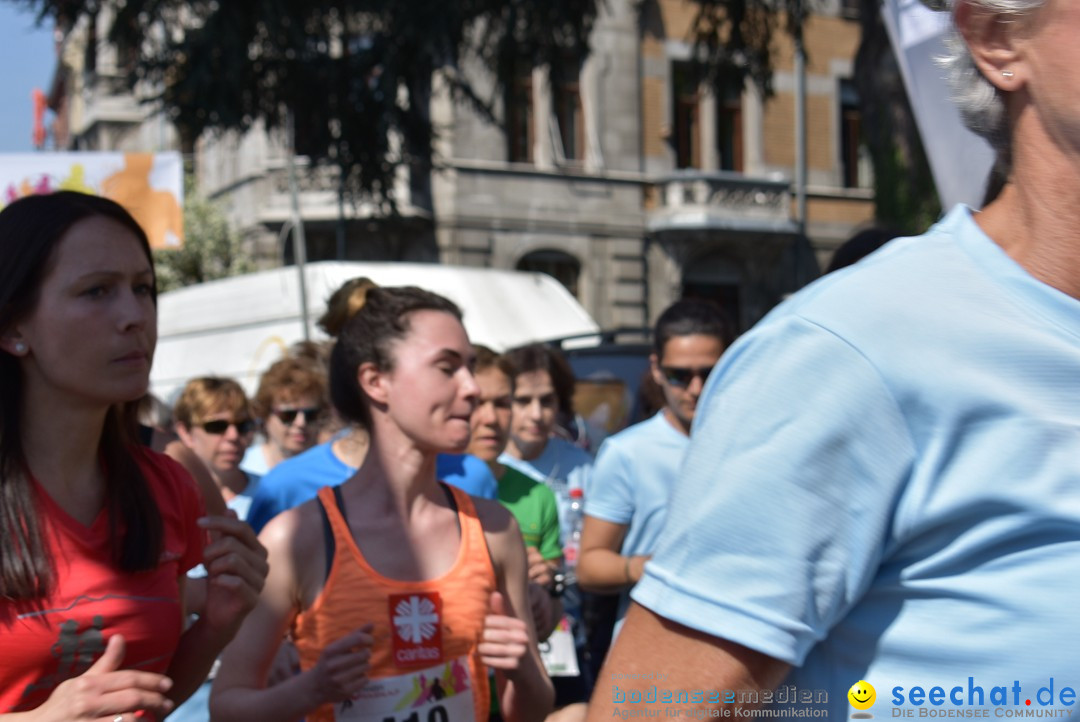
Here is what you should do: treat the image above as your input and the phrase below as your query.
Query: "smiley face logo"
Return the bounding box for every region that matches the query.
[848,680,876,711]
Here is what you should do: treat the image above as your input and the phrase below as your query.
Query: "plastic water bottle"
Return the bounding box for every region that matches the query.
[561,488,586,648]
[563,488,585,578]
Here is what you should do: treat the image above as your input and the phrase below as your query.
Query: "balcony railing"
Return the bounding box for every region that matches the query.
[648,171,797,235]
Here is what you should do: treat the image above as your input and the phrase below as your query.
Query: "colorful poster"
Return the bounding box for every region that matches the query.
[0,152,184,248]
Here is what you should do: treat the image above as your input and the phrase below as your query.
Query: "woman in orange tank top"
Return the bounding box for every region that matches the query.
[212,287,554,722]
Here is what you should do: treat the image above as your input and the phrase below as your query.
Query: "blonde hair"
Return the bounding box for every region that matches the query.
[173,377,251,428]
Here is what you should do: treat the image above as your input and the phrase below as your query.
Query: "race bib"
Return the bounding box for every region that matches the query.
[334,658,476,722]
[539,615,580,677]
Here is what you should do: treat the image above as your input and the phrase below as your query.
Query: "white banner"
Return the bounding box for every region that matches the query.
[0,151,184,248]
[882,0,995,211]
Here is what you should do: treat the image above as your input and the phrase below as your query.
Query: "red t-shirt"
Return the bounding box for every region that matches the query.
[0,449,206,713]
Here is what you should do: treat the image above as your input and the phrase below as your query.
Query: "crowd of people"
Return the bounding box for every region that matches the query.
[2,0,1078,719]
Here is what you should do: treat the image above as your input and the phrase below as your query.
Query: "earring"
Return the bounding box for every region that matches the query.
[1002,71,1015,78]
[13,342,26,353]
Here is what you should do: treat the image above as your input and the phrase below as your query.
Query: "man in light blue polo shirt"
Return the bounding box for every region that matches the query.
[587,204,1080,721]
[578,300,732,636]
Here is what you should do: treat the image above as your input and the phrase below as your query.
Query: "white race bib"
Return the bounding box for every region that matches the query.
[539,615,580,677]
[333,657,476,722]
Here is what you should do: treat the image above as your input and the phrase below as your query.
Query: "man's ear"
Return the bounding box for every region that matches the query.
[649,353,665,388]
[955,0,1027,90]
[357,362,389,406]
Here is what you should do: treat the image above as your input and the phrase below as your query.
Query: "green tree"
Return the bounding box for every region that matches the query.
[18,0,602,208]
[852,0,941,233]
[16,0,813,206]
[17,0,940,228]
[153,181,254,292]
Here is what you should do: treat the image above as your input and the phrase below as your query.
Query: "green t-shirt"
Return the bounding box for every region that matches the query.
[496,465,563,560]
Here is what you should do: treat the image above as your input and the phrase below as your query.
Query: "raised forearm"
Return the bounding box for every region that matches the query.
[498,650,555,722]
[211,667,327,722]
[166,616,238,705]
[578,547,648,594]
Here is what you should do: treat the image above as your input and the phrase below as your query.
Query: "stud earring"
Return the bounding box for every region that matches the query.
[1002,70,1014,78]
[13,342,26,353]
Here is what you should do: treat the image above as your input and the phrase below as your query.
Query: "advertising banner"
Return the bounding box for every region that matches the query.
[882,0,995,210]
[0,151,184,248]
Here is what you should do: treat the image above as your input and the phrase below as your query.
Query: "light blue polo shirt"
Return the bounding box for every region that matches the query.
[586,411,688,626]
[633,206,1080,719]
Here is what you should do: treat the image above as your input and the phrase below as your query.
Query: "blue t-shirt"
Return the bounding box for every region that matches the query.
[247,441,497,533]
[435,453,499,501]
[633,206,1080,718]
[499,437,593,542]
[585,411,687,626]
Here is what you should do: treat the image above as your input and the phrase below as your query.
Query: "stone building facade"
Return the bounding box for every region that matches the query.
[48,0,874,332]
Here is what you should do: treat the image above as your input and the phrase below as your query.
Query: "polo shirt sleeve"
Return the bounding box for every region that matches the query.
[585,435,635,525]
[631,314,915,666]
[537,485,564,560]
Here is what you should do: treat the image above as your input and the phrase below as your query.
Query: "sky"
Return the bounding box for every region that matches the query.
[0,4,57,153]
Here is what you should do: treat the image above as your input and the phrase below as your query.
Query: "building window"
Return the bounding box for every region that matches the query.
[517,250,581,298]
[507,63,534,164]
[672,62,701,169]
[839,79,871,189]
[553,64,584,162]
[717,79,744,172]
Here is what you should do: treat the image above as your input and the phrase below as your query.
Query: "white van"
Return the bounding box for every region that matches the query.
[150,261,600,400]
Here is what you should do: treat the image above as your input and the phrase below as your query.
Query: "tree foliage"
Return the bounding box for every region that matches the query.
[19,0,601,207]
[688,0,807,97]
[153,180,254,292]
[15,0,818,204]
[852,0,941,233]
[14,0,941,229]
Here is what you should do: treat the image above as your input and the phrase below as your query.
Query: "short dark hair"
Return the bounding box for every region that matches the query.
[329,286,463,429]
[318,276,378,338]
[0,191,162,599]
[825,227,902,274]
[653,299,735,359]
[503,343,576,415]
[474,345,515,387]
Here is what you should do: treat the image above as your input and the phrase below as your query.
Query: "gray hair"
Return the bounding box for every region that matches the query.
[938,0,1046,169]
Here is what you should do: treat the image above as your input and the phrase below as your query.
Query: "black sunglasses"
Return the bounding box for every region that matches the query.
[200,419,255,435]
[272,406,324,425]
[660,365,714,388]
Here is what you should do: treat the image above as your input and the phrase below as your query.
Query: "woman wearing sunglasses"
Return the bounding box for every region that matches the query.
[174,377,261,523]
[212,286,553,722]
[242,357,327,477]
[0,192,267,720]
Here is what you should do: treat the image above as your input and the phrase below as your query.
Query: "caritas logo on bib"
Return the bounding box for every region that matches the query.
[390,592,444,669]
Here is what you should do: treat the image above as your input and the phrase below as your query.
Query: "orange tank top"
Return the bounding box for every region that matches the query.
[294,484,496,722]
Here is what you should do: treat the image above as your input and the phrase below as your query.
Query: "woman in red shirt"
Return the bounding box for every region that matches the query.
[0,191,268,721]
